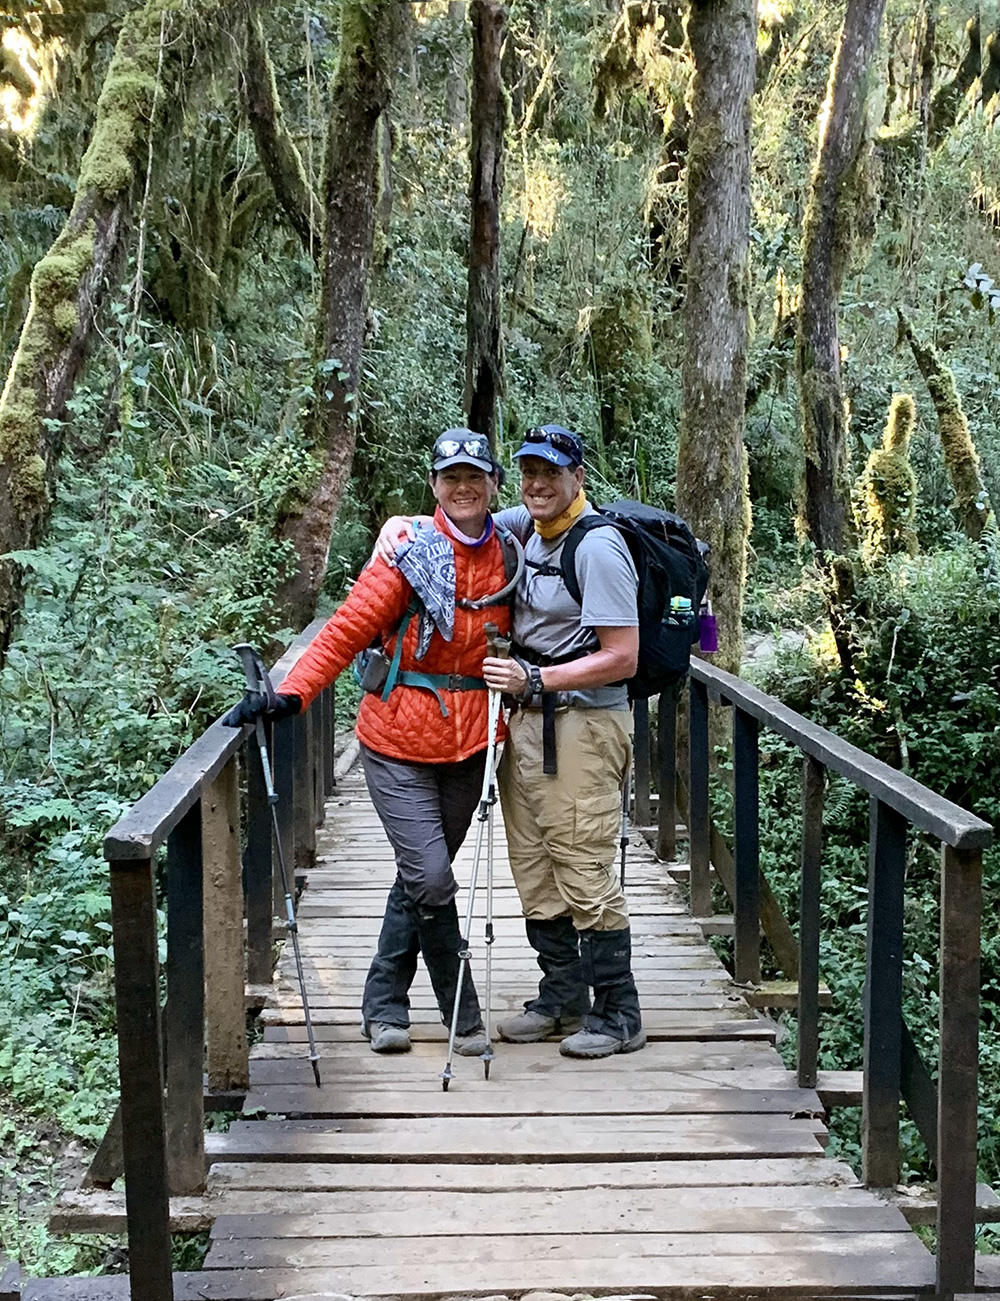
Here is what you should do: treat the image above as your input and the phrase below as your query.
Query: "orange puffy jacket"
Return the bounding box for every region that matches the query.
[280,508,511,763]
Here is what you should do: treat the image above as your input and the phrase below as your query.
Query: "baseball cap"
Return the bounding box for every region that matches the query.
[430,429,497,473]
[512,424,585,468]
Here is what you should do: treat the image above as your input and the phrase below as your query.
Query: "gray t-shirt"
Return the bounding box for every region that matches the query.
[495,504,638,709]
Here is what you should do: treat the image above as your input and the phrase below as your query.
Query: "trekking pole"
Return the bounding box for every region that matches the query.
[441,621,508,1091]
[481,623,509,1082]
[619,756,631,890]
[233,644,322,1088]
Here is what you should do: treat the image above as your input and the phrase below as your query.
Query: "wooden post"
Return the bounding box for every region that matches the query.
[632,697,651,827]
[328,683,337,791]
[798,755,824,1089]
[656,689,677,862]
[862,797,906,1188]
[273,715,295,915]
[292,707,316,872]
[936,844,982,1296]
[688,677,711,918]
[313,695,326,829]
[202,760,248,1093]
[245,731,274,987]
[165,801,205,1194]
[733,706,761,984]
[108,856,173,1301]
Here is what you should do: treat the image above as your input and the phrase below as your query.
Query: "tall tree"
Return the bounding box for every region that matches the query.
[465,0,506,450]
[275,1,406,626]
[0,0,218,663]
[796,0,886,668]
[675,0,757,675]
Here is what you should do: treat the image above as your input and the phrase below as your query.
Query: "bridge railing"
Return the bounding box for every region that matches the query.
[640,660,991,1299]
[100,619,333,1301]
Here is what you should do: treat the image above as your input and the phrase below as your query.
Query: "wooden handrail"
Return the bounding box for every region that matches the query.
[643,662,991,1299]
[690,659,992,848]
[102,617,334,1301]
[103,618,327,860]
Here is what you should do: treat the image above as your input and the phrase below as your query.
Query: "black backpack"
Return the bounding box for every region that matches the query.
[555,500,710,700]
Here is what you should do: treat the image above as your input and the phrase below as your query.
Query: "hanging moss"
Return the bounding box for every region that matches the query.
[898,309,992,542]
[854,393,919,565]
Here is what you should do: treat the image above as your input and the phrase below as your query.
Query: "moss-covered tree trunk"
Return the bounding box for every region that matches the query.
[0,0,214,663]
[465,0,506,450]
[675,0,756,676]
[797,0,886,566]
[241,6,320,258]
[898,310,992,540]
[275,1,405,627]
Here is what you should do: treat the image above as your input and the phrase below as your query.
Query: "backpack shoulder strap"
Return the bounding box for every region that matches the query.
[559,514,616,606]
[379,596,421,702]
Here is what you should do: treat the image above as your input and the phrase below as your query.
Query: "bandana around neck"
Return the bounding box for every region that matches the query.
[534,487,587,539]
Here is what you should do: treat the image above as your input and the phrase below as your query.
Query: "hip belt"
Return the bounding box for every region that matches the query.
[394,670,487,718]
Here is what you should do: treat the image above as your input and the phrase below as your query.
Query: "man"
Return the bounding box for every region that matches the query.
[482,424,644,1059]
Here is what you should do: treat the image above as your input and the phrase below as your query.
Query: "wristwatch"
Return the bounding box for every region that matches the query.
[527,664,544,699]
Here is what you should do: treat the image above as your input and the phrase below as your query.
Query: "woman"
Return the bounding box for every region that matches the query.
[224,431,515,1054]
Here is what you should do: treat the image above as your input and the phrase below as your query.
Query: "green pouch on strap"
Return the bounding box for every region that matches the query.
[393,671,487,717]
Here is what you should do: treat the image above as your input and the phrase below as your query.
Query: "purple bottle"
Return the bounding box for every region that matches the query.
[699,600,718,654]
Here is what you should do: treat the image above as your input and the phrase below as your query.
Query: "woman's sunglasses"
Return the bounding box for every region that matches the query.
[434,435,492,460]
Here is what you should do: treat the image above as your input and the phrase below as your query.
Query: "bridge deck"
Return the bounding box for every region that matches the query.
[196,767,934,1299]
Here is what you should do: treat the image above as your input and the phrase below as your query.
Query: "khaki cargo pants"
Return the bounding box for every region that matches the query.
[498,706,633,932]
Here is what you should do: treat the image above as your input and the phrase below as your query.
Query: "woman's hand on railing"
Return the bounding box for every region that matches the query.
[222,691,301,728]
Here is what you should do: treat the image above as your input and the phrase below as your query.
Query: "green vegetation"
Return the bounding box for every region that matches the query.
[2,0,1000,1277]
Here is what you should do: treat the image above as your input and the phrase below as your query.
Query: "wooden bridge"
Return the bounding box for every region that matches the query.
[13,623,998,1300]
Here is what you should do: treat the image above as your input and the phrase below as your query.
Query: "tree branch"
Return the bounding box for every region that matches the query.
[240,6,321,258]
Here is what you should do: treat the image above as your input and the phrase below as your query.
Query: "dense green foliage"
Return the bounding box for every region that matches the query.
[2,0,1000,1277]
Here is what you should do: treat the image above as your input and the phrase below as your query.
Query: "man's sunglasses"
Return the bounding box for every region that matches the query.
[434,435,492,460]
[524,426,583,457]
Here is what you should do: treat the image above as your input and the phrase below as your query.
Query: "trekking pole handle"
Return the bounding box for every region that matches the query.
[484,622,511,660]
[233,643,277,710]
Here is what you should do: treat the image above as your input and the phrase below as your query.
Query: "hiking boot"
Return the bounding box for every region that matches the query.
[362,1021,411,1053]
[496,1009,585,1043]
[453,1025,490,1056]
[559,1026,647,1059]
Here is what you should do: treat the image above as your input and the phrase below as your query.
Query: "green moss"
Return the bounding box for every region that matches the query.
[30,223,95,311]
[854,393,919,565]
[52,301,79,339]
[0,395,47,521]
[899,310,991,541]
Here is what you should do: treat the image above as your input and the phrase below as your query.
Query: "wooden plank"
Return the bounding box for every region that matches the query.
[798,753,824,1088]
[240,1084,824,1118]
[743,980,833,1010]
[206,1114,826,1162]
[262,1018,777,1042]
[733,706,761,984]
[18,1239,938,1299]
[243,732,273,989]
[937,843,983,1294]
[165,800,206,1196]
[107,857,173,1301]
[863,797,906,1189]
[207,1155,861,1192]
[249,1037,785,1069]
[259,1005,761,1027]
[202,759,248,1093]
[207,1184,909,1238]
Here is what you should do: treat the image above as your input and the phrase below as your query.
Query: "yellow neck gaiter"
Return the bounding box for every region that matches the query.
[534,488,587,539]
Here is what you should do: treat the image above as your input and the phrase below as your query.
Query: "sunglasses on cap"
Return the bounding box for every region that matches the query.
[433,434,493,461]
[523,425,584,460]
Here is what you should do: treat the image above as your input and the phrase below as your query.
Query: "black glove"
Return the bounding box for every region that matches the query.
[221,691,301,728]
